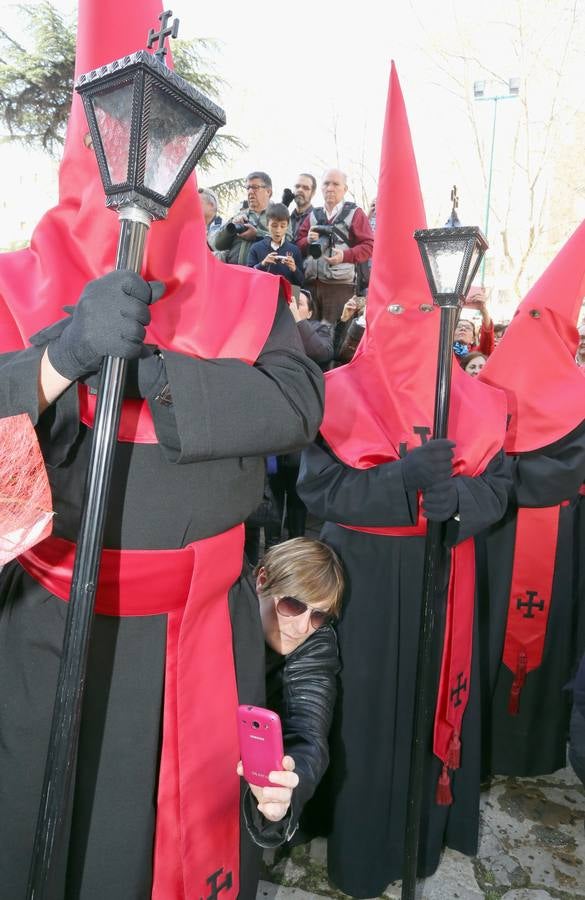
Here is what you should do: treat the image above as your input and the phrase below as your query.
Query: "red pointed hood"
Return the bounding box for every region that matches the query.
[321,62,506,475]
[0,0,279,360]
[480,219,585,452]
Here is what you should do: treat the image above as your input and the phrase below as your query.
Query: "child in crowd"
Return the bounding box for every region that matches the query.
[248,203,305,286]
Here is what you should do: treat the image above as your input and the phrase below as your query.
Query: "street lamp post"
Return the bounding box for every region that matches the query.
[473,77,520,284]
[26,12,225,898]
[401,225,488,900]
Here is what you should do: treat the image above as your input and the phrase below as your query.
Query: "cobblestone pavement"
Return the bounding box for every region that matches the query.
[257,764,585,899]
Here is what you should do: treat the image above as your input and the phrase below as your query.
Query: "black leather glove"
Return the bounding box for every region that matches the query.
[422,478,459,521]
[401,439,455,491]
[47,271,155,382]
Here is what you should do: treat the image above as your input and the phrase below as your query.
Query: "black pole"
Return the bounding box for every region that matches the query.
[401,302,460,900]
[27,207,151,899]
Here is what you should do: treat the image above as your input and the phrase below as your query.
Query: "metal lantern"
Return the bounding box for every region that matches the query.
[76,49,226,220]
[414,226,488,307]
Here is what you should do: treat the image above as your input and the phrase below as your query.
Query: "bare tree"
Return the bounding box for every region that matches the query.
[411,0,585,314]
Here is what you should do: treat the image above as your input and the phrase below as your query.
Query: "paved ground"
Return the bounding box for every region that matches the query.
[257,764,585,899]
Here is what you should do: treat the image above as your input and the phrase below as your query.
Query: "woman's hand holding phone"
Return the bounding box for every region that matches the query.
[236,755,299,822]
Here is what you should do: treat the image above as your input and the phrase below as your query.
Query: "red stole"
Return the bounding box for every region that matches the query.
[18,527,244,900]
[502,505,562,714]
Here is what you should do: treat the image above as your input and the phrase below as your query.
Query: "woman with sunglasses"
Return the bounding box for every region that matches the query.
[232,537,343,880]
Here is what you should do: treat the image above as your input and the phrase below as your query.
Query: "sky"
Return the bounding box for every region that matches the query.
[1,0,584,314]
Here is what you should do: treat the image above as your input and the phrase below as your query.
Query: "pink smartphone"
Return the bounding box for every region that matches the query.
[237,705,284,788]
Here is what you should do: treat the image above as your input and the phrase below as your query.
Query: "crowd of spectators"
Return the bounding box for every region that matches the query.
[201,168,512,547]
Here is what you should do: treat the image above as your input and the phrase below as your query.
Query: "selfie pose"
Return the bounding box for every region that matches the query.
[229,538,342,895]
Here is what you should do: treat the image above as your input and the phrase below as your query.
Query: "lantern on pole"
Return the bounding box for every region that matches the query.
[401,224,487,900]
[27,13,225,898]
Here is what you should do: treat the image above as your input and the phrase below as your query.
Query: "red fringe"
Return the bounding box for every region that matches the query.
[508,650,528,716]
[447,732,461,770]
[436,764,453,806]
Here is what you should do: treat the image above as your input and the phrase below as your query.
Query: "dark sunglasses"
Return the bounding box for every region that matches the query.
[275,595,333,630]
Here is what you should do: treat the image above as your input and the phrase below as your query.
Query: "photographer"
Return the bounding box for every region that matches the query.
[285,173,317,240]
[248,203,304,286]
[296,168,373,323]
[214,171,274,266]
[453,286,495,358]
[232,538,343,854]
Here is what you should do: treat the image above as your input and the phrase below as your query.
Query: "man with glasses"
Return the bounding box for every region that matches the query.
[215,171,276,266]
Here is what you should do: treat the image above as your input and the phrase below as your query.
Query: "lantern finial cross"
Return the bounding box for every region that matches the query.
[450,184,459,215]
[147,10,179,61]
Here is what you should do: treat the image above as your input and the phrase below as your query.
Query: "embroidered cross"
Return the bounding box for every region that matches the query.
[450,672,467,708]
[201,868,233,900]
[516,590,545,619]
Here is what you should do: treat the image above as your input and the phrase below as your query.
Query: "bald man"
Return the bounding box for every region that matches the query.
[296,168,373,323]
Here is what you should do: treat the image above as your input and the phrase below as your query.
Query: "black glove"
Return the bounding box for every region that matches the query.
[422,479,458,521]
[282,187,295,206]
[401,439,455,491]
[47,271,155,382]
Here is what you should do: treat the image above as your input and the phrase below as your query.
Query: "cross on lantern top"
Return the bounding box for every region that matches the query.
[147,10,180,62]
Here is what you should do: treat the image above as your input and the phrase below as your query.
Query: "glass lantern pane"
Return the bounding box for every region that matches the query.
[91,82,134,185]
[425,238,467,294]
[462,242,481,295]
[143,84,207,197]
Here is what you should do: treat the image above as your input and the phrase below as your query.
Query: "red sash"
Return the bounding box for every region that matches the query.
[341,514,475,805]
[502,505,561,714]
[18,529,243,900]
[78,384,157,444]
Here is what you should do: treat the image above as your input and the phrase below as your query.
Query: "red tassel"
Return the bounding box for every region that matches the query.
[447,732,461,770]
[436,764,453,806]
[508,650,528,716]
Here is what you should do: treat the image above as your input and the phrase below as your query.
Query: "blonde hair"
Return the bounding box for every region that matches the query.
[256,537,344,617]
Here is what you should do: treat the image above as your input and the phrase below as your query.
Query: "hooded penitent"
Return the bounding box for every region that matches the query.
[320,62,508,801]
[0,2,285,897]
[480,222,585,713]
[0,3,279,361]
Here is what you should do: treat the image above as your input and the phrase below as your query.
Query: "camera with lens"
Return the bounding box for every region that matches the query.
[308,224,338,260]
[214,219,249,251]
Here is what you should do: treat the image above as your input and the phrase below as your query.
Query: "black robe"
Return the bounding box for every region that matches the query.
[476,420,585,777]
[296,440,511,898]
[0,296,324,900]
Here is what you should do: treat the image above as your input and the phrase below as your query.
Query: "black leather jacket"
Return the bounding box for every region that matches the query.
[243,623,339,847]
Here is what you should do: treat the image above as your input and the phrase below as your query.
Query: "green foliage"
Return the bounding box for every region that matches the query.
[0,2,245,172]
[206,177,246,210]
[0,3,76,154]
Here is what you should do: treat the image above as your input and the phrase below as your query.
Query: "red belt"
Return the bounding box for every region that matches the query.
[18,528,244,900]
[18,535,192,615]
[78,384,158,444]
[341,513,475,806]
